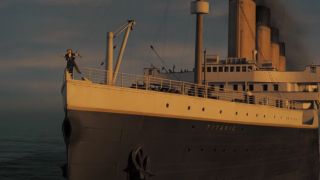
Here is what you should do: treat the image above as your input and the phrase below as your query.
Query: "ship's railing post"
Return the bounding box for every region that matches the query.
[204,83,208,98]
[182,82,185,95]
[231,90,234,102]
[106,69,109,84]
[146,76,150,90]
[195,85,198,97]
[245,93,248,104]
[293,101,296,109]
[288,100,291,109]
[121,72,123,87]
[135,75,138,89]
[88,69,92,81]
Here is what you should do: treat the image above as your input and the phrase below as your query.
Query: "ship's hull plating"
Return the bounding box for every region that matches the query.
[65,110,319,180]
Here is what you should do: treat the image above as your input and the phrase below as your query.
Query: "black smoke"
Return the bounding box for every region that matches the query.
[256,0,310,70]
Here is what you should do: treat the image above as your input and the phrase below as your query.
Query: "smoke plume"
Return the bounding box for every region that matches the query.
[256,0,310,70]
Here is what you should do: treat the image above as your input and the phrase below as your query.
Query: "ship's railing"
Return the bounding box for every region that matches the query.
[73,67,301,110]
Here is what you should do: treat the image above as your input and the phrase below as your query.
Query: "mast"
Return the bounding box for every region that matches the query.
[191,0,209,85]
[107,32,114,85]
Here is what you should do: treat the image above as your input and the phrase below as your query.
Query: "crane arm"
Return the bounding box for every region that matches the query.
[112,20,135,83]
[106,20,135,85]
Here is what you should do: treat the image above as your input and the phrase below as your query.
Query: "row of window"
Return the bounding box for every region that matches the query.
[210,84,279,92]
[203,66,254,73]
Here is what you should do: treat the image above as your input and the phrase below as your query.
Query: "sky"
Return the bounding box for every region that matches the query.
[0,0,319,120]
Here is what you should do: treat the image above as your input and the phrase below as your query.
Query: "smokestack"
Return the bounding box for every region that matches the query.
[271,27,280,70]
[256,5,270,26]
[256,6,271,66]
[228,0,256,61]
[279,42,286,71]
[279,42,286,56]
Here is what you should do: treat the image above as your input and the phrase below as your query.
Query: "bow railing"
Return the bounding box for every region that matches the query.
[72,67,301,110]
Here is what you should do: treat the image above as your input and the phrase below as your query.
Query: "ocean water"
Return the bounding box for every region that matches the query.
[0,113,65,180]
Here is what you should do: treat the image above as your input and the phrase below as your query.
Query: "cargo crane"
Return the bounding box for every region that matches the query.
[106,20,135,85]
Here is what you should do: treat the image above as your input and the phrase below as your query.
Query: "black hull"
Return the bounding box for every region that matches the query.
[65,110,319,180]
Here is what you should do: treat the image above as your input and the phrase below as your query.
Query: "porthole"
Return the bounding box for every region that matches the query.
[202,107,205,112]
[233,149,237,152]
[166,103,169,108]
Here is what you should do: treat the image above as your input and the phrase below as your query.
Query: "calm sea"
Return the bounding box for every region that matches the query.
[0,112,65,180]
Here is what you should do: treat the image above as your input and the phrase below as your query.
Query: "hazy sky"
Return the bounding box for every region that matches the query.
[0,0,319,119]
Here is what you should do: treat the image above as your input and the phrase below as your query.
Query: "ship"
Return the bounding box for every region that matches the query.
[61,0,319,179]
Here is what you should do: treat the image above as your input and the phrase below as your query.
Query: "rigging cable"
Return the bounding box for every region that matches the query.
[150,45,169,73]
[150,45,181,81]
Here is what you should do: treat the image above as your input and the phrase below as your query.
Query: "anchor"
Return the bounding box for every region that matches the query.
[124,146,154,180]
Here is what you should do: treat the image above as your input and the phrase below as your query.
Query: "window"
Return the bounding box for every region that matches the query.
[242,84,246,91]
[276,100,283,108]
[249,84,254,91]
[213,67,217,72]
[219,84,224,91]
[273,84,279,91]
[230,66,235,72]
[248,66,253,72]
[225,67,229,72]
[263,84,268,91]
[310,66,316,73]
[233,84,238,91]
[207,67,212,72]
[242,66,247,72]
[236,66,241,72]
[219,67,223,72]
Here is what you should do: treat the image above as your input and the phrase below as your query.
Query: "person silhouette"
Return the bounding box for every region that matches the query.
[64,49,81,77]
